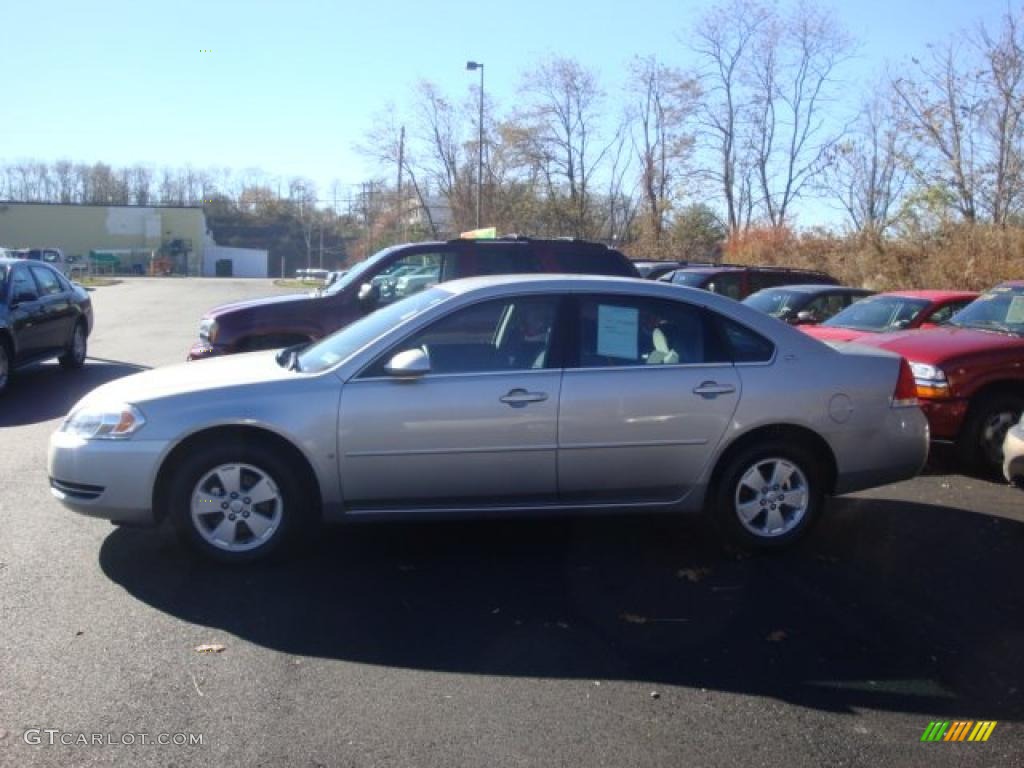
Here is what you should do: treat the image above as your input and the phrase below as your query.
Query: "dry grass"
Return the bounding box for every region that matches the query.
[721,225,1024,291]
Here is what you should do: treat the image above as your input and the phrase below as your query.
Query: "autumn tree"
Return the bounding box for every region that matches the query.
[627,56,699,251]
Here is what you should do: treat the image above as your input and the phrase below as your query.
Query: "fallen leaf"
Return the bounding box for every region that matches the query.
[619,613,649,625]
[677,567,711,583]
[194,643,226,654]
[766,630,788,643]
[74,630,84,637]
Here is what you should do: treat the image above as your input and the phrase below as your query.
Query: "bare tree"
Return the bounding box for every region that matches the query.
[978,10,1024,224]
[516,56,610,237]
[749,1,851,228]
[627,56,699,247]
[891,43,983,223]
[691,0,771,235]
[823,92,911,239]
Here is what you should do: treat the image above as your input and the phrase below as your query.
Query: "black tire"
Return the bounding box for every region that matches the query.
[58,321,87,370]
[712,440,825,552]
[0,338,10,395]
[956,393,1024,475]
[169,440,309,564]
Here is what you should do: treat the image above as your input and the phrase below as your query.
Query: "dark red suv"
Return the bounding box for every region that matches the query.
[188,237,640,360]
[659,264,838,300]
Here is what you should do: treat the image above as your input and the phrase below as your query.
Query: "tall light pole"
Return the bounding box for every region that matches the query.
[466,60,484,229]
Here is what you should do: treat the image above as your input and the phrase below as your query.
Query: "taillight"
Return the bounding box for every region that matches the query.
[892,358,919,407]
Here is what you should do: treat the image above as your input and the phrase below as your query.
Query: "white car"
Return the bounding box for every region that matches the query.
[1004,415,1024,487]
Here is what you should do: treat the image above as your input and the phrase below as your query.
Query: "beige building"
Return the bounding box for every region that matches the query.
[0,202,207,274]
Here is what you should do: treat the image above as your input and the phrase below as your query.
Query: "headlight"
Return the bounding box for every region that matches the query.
[909,361,949,398]
[198,318,218,343]
[61,404,146,440]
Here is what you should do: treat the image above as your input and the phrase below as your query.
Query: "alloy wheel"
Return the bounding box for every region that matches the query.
[190,463,284,553]
[733,458,810,538]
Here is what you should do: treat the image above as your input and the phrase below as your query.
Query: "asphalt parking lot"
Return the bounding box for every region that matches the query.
[1,277,1022,767]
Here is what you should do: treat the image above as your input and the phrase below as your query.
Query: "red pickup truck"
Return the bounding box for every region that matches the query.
[853,281,1024,472]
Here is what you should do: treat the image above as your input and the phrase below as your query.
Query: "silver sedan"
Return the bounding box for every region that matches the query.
[48,275,929,563]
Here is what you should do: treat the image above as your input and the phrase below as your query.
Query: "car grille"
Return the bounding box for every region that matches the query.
[50,477,105,500]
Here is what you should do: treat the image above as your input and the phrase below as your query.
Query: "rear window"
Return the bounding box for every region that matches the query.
[670,271,711,287]
[716,317,775,363]
[743,289,804,318]
[549,248,636,277]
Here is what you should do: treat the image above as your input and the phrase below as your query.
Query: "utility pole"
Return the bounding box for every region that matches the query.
[397,125,406,242]
[319,221,324,269]
[466,61,485,228]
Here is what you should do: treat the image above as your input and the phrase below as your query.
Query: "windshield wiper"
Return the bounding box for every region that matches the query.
[959,320,1019,335]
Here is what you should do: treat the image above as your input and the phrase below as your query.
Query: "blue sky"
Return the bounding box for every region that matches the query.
[3,0,1012,220]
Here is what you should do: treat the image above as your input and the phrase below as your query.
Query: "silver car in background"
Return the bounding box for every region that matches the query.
[48,275,929,563]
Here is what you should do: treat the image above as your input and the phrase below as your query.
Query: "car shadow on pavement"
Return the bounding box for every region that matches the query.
[0,360,148,427]
[99,498,1024,720]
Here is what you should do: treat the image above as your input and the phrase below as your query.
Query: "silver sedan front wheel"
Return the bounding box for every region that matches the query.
[170,441,307,563]
[190,463,284,553]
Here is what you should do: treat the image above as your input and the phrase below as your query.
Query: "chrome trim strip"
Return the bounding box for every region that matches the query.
[344,498,684,516]
[346,444,558,458]
[355,368,557,383]
[561,438,708,449]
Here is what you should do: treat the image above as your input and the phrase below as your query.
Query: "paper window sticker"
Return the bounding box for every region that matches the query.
[597,304,639,360]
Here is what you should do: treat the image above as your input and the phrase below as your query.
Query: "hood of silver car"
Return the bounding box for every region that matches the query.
[77,351,298,406]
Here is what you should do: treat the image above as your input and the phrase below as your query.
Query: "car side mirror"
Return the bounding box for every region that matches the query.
[918,321,937,329]
[384,348,431,379]
[795,310,817,324]
[357,282,379,309]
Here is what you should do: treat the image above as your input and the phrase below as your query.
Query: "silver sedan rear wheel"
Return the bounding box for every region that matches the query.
[714,440,823,551]
[189,463,284,553]
[733,458,810,538]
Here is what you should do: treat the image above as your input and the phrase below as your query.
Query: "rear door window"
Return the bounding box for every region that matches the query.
[29,265,63,296]
[715,317,775,363]
[574,295,725,367]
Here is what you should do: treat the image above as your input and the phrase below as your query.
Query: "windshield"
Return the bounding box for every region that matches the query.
[823,295,930,332]
[947,284,1024,334]
[743,289,803,317]
[320,246,402,296]
[670,271,710,287]
[298,286,450,372]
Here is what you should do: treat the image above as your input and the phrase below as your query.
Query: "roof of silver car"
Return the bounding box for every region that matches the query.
[439,273,671,294]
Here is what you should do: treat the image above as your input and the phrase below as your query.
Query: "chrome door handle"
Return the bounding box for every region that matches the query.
[692,381,736,397]
[500,388,548,407]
